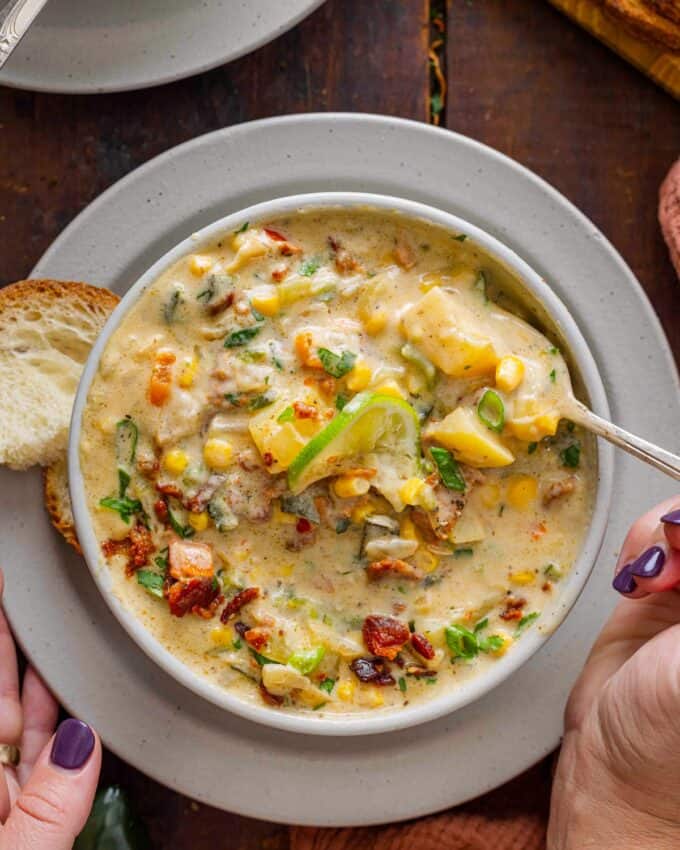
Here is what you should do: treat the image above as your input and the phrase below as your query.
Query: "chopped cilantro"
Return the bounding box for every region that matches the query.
[398,676,407,693]
[319,677,335,694]
[544,564,563,580]
[335,393,349,411]
[527,441,538,455]
[232,637,243,650]
[99,495,143,524]
[196,278,216,303]
[136,570,164,598]
[549,368,556,383]
[453,233,467,242]
[446,619,502,660]
[163,288,182,323]
[234,221,249,234]
[560,442,581,468]
[248,392,277,411]
[408,619,416,633]
[474,270,489,304]
[224,326,261,348]
[453,547,474,558]
[299,257,321,277]
[224,392,242,406]
[317,348,357,378]
[515,611,540,636]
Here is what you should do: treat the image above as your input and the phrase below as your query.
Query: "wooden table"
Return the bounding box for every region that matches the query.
[1,1,678,846]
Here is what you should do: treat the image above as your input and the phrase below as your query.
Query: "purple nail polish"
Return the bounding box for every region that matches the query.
[50,719,95,770]
[661,509,680,526]
[613,564,637,594]
[629,545,666,578]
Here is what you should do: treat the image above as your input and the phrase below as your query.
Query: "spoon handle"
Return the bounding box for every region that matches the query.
[0,0,49,71]
[569,400,680,482]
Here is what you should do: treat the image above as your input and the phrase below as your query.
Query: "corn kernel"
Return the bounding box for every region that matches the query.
[163,449,189,475]
[506,474,538,510]
[478,483,501,509]
[188,511,209,532]
[364,312,387,335]
[189,254,213,276]
[399,477,427,507]
[510,570,536,586]
[374,380,406,399]
[495,355,525,393]
[400,515,420,542]
[415,548,439,573]
[203,438,234,471]
[250,285,280,317]
[178,355,199,389]
[210,626,232,646]
[365,687,384,708]
[489,634,513,657]
[279,562,295,577]
[334,475,371,499]
[337,680,355,702]
[351,501,376,524]
[346,361,372,392]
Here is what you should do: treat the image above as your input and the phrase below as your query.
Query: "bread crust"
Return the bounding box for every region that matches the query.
[597,0,680,50]
[0,278,119,317]
[43,460,81,554]
[647,0,680,26]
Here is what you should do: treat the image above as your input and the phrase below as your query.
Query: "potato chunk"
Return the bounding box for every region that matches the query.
[426,407,515,468]
[401,288,498,378]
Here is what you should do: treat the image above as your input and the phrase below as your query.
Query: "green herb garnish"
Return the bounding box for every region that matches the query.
[288,646,325,675]
[232,637,243,650]
[136,570,164,598]
[299,257,321,277]
[319,677,335,694]
[446,619,502,660]
[335,517,351,534]
[99,496,143,524]
[196,278,216,303]
[430,446,466,492]
[549,368,556,383]
[248,392,277,411]
[398,676,407,693]
[515,611,540,636]
[163,288,183,323]
[224,392,243,406]
[527,442,538,455]
[453,547,474,558]
[234,221,249,234]
[317,348,357,378]
[335,393,349,411]
[277,406,295,423]
[477,389,505,433]
[224,326,261,348]
[167,506,195,539]
[453,233,467,242]
[249,649,275,666]
[560,442,581,468]
[544,564,563,580]
[474,271,489,303]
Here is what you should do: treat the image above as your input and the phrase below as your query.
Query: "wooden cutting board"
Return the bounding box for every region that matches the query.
[549,0,680,98]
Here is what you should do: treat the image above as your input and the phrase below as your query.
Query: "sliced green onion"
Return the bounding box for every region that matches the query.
[288,646,325,675]
[430,446,466,492]
[477,389,505,433]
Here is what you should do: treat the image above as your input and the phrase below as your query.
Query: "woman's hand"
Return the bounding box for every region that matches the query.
[548,497,680,850]
[0,568,102,850]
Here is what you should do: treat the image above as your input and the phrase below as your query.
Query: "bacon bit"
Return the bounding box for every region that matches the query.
[294,332,323,369]
[500,596,527,621]
[411,632,435,660]
[530,520,547,541]
[542,476,577,506]
[393,602,407,614]
[542,582,552,593]
[317,376,336,398]
[166,577,223,618]
[137,457,160,478]
[263,227,302,256]
[102,538,129,559]
[234,621,250,637]
[393,236,416,270]
[244,627,270,651]
[264,227,287,242]
[207,290,234,317]
[220,587,261,623]
[327,235,363,274]
[292,401,319,420]
[149,349,176,406]
[156,482,183,499]
[405,664,435,678]
[350,657,395,686]
[362,615,410,660]
[168,539,214,581]
[367,558,422,581]
[259,684,284,706]
[296,517,312,534]
[263,452,275,468]
[128,523,154,575]
[271,264,288,282]
[154,499,169,523]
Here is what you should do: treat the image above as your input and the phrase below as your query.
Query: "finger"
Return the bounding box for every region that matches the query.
[613,497,680,599]
[567,590,680,730]
[661,504,680,551]
[0,719,101,850]
[0,570,23,748]
[0,768,10,825]
[17,669,58,787]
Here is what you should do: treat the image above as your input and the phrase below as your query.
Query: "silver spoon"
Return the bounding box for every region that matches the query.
[0,0,49,71]
[564,398,680,482]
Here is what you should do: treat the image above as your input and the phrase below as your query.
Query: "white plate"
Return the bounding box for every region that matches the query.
[0,0,325,94]
[4,114,678,826]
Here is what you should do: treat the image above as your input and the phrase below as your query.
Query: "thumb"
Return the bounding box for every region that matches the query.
[0,719,101,850]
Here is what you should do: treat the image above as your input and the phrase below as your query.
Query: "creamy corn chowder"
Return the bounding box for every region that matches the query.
[81,208,594,717]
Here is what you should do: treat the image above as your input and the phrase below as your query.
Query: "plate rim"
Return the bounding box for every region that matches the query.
[14,112,678,825]
[0,0,326,94]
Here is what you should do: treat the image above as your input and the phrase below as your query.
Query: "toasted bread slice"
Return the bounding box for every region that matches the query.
[647,0,680,26]
[0,280,119,470]
[44,457,81,554]
[659,158,680,279]
[598,0,680,49]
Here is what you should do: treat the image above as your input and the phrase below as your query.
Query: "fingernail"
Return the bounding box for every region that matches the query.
[613,564,637,595]
[50,719,95,770]
[629,545,666,578]
[661,509,680,526]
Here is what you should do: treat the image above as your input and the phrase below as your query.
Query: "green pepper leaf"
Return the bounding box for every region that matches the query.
[430,446,466,492]
[317,348,357,378]
[224,326,261,348]
[477,389,505,433]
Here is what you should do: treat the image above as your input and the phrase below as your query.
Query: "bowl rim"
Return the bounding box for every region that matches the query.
[69,191,614,736]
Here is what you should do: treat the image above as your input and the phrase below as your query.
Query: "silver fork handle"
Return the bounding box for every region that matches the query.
[570,400,680,482]
[0,0,49,70]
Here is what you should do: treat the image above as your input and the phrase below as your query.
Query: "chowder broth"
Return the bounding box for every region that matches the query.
[80,208,595,716]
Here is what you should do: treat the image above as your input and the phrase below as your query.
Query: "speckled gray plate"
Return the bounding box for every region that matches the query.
[0,0,325,94]
[3,114,678,826]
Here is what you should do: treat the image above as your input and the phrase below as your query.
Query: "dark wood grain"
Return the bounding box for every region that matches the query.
[1,0,678,846]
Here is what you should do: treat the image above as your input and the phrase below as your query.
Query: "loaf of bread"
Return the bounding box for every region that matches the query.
[598,0,680,50]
